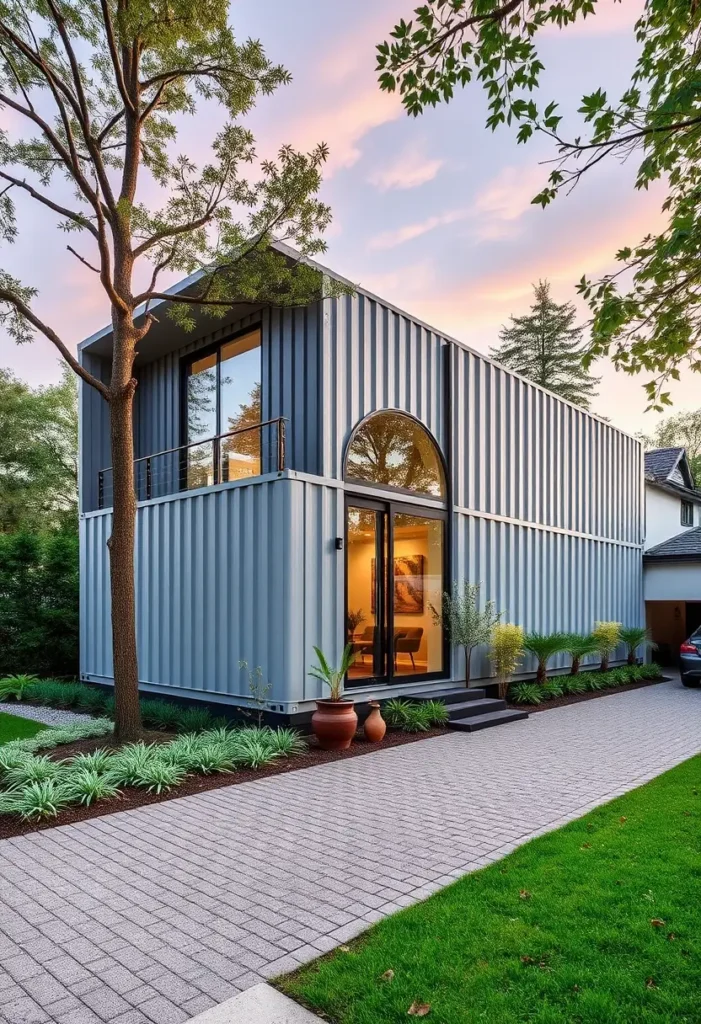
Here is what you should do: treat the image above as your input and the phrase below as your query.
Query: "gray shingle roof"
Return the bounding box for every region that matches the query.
[644,447,685,483]
[644,526,701,560]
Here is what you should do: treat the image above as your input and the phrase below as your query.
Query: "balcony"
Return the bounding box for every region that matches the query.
[98,418,286,509]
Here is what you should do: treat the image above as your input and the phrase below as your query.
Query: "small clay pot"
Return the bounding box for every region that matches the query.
[363,701,386,743]
[312,699,358,751]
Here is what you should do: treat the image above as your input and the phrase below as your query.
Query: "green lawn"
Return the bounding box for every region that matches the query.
[280,756,701,1024]
[0,711,49,745]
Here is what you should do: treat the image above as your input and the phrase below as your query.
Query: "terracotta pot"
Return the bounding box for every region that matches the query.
[363,701,386,743]
[312,699,358,751]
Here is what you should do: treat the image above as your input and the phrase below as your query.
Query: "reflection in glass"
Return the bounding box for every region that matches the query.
[345,411,444,497]
[183,330,261,489]
[346,507,381,681]
[185,352,217,488]
[392,513,443,676]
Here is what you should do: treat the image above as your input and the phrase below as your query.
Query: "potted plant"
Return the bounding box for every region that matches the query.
[309,644,358,750]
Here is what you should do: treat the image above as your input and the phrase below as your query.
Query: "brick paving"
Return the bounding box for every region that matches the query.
[0,676,699,1024]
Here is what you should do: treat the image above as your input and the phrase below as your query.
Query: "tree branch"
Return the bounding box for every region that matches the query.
[0,287,110,399]
[99,0,137,115]
[67,244,100,273]
[395,0,524,70]
[0,170,99,238]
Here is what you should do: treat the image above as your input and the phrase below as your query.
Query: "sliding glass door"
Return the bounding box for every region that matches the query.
[346,499,445,685]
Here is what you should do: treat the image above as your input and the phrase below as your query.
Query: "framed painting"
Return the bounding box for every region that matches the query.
[371,554,425,614]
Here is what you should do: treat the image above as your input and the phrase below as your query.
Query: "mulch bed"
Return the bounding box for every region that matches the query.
[0,726,446,842]
[506,677,667,714]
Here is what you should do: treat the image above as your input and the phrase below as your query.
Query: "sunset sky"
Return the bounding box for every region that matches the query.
[0,0,693,436]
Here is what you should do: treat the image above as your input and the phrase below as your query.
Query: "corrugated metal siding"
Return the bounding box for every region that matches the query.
[78,352,111,514]
[453,512,643,680]
[132,303,322,485]
[320,292,445,478]
[80,474,342,705]
[449,345,643,544]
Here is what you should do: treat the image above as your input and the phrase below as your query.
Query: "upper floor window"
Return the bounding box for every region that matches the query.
[681,499,694,527]
[183,328,261,488]
[344,410,445,499]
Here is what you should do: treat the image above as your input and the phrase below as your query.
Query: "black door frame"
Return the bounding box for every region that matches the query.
[344,494,448,687]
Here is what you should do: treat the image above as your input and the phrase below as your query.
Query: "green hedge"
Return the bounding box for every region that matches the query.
[510,662,664,705]
[0,529,78,678]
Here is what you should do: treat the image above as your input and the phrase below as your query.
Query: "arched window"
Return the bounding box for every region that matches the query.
[344,411,445,499]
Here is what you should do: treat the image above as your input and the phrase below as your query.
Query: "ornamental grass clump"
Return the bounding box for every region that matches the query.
[65,768,121,807]
[509,682,543,705]
[523,632,569,684]
[0,674,38,701]
[592,621,622,672]
[619,626,656,665]
[491,623,524,698]
[382,698,448,731]
[6,780,72,820]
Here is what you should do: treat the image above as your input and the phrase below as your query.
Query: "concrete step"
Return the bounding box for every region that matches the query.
[448,708,529,732]
[444,698,507,719]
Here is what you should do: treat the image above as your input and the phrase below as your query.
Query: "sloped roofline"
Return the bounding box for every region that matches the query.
[78,241,638,441]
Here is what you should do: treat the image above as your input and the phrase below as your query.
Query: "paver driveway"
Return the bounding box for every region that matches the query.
[1,677,699,1024]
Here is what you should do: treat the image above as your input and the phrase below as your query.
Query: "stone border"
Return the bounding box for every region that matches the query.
[188,983,320,1023]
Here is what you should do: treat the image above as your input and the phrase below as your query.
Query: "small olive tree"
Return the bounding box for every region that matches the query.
[433,581,501,686]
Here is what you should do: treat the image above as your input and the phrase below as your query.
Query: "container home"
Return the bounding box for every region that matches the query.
[79,250,645,722]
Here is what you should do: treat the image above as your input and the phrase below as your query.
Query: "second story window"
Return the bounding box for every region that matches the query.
[681,499,694,527]
[183,328,261,489]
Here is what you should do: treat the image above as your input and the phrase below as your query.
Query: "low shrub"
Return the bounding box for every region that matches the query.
[561,674,587,695]
[0,674,39,701]
[130,760,187,794]
[140,699,183,731]
[541,679,565,699]
[66,768,121,806]
[509,682,543,705]
[5,779,72,820]
[4,754,66,788]
[175,707,215,733]
[382,698,448,731]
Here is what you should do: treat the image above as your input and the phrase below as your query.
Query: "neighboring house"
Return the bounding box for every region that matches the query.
[643,447,701,658]
[78,248,644,723]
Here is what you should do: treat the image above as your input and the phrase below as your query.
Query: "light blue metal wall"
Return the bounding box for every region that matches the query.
[79,285,645,706]
[78,351,111,514]
[319,291,445,479]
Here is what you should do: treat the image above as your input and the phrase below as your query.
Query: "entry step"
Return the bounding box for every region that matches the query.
[448,708,529,732]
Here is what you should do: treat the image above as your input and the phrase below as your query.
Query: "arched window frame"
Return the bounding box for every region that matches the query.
[343,409,447,502]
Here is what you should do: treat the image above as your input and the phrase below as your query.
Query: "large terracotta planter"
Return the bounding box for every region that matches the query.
[312,699,358,751]
[363,701,386,743]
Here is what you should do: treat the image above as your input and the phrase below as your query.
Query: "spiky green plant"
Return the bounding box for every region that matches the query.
[592,621,622,672]
[107,743,161,786]
[421,700,450,726]
[228,732,280,769]
[265,728,308,757]
[130,760,187,794]
[9,780,72,820]
[65,768,121,806]
[69,749,113,774]
[523,632,569,684]
[561,674,588,695]
[181,744,233,776]
[176,707,214,733]
[0,674,38,701]
[4,754,66,788]
[140,699,182,731]
[541,678,565,699]
[509,682,543,705]
[309,644,356,702]
[562,633,599,675]
[619,626,656,666]
[382,698,412,729]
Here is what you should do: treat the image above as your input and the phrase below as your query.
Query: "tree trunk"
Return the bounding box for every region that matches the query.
[571,655,581,676]
[601,655,610,673]
[627,649,635,665]
[537,660,546,684]
[464,646,472,687]
[107,322,142,742]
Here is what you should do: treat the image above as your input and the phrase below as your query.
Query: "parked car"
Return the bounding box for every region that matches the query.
[679,631,701,687]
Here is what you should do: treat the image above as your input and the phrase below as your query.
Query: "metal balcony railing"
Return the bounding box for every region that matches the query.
[98,417,286,510]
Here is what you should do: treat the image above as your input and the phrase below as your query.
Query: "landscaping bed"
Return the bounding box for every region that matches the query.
[507,675,668,714]
[0,725,446,841]
[280,755,701,1024]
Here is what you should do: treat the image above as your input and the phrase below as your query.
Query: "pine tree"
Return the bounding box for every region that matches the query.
[489,281,600,409]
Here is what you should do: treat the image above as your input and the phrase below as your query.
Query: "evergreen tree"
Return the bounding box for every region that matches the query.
[490,281,599,409]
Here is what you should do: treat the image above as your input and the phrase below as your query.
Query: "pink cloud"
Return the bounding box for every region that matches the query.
[368,141,444,191]
[369,208,468,250]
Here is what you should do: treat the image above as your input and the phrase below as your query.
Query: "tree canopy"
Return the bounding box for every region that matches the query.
[0,365,77,532]
[377,1,701,410]
[490,280,599,408]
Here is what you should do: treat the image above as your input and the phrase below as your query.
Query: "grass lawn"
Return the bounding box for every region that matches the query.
[0,711,49,745]
[280,756,701,1024]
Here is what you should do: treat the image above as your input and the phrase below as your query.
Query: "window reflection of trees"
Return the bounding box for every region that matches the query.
[221,381,262,479]
[345,412,444,497]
